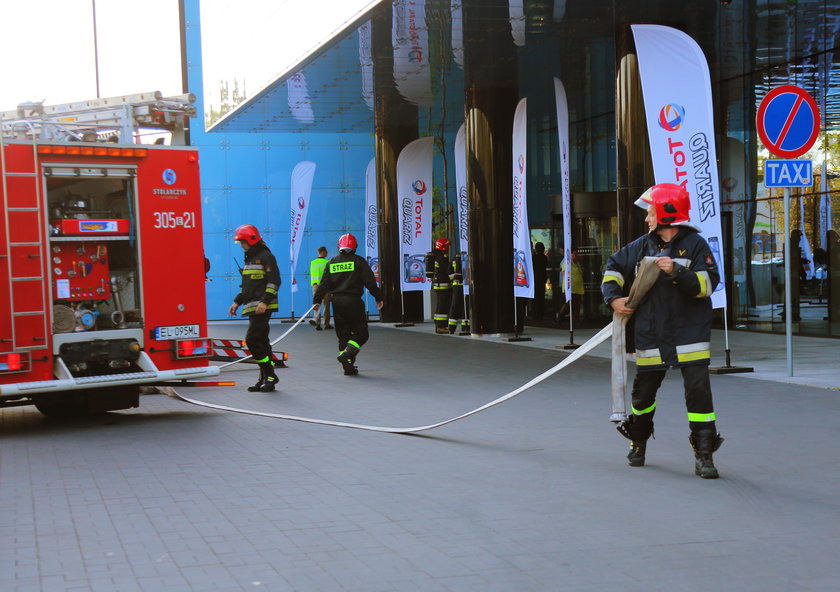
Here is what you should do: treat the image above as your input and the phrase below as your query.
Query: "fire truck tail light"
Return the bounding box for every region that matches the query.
[187,153,198,162]
[175,338,211,359]
[0,352,31,373]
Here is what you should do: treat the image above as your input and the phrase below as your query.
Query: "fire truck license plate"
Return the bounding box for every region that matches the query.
[154,324,200,339]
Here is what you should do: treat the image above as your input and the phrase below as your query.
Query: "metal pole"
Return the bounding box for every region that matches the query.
[92,0,100,98]
[783,187,793,376]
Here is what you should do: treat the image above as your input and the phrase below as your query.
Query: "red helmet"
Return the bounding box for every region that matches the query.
[634,183,693,227]
[338,233,358,252]
[435,237,451,251]
[234,224,262,245]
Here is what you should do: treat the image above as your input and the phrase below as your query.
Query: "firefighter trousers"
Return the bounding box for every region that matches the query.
[630,364,716,435]
[331,294,369,352]
[448,285,469,332]
[433,286,452,331]
[245,312,273,363]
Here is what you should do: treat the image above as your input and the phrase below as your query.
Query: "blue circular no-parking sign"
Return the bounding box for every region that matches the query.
[756,85,821,158]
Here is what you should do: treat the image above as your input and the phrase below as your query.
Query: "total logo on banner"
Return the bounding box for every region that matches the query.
[658,104,685,132]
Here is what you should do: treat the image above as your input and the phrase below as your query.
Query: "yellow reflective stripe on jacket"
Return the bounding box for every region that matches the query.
[602,270,624,288]
[330,261,355,273]
[635,348,663,366]
[687,412,716,422]
[676,342,710,363]
[242,300,279,314]
[694,270,712,298]
[632,401,657,416]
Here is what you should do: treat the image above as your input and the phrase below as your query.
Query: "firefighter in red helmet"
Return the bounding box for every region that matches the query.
[313,233,383,375]
[601,183,723,478]
[425,237,452,334]
[229,224,281,392]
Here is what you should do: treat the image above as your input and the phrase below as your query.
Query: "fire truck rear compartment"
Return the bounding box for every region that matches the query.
[47,171,143,335]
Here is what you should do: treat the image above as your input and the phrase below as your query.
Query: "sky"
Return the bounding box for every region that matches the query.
[0,0,377,121]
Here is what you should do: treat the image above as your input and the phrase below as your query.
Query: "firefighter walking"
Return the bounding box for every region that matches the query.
[313,234,383,375]
[601,183,724,478]
[425,237,452,334]
[229,224,281,392]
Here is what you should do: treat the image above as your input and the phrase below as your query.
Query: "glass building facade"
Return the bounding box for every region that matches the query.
[185,0,840,337]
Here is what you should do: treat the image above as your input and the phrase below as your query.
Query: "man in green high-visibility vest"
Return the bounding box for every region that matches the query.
[309,246,332,330]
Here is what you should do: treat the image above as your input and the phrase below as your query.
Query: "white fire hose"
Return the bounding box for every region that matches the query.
[170,263,659,434]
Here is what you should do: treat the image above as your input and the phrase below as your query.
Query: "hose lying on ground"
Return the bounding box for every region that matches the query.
[174,263,659,434]
[166,322,613,434]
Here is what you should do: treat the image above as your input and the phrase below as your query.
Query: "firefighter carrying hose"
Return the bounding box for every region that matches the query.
[313,233,383,375]
[229,224,280,392]
[425,237,452,334]
[601,183,724,478]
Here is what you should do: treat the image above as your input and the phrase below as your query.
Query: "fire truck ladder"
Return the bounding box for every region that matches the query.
[0,130,48,353]
[0,91,196,145]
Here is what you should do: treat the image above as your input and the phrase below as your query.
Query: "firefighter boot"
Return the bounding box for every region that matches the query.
[689,429,723,479]
[258,362,279,392]
[247,366,266,392]
[617,415,654,467]
[337,343,360,375]
[627,441,647,467]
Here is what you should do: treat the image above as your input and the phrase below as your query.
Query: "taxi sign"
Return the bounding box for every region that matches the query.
[764,159,813,188]
[756,85,820,158]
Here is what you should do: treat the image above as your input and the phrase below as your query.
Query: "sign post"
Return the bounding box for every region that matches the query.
[756,85,821,377]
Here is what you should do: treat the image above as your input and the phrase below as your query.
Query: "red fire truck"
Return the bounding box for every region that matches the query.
[0,91,219,417]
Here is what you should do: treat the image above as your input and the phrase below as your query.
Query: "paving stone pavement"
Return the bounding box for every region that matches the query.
[1,321,839,591]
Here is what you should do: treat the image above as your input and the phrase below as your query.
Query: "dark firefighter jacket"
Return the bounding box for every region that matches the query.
[234,243,280,315]
[601,228,719,370]
[313,252,382,303]
[425,250,450,289]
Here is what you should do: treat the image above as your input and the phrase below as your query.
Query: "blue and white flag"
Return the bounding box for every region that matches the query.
[633,24,726,308]
[512,98,534,299]
[554,77,572,302]
[364,158,379,283]
[397,136,434,292]
[454,123,469,295]
[290,161,316,293]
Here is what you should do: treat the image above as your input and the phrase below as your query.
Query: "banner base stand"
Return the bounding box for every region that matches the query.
[709,365,753,374]
[395,322,415,328]
[555,343,580,350]
[503,336,532,342]
[709,348,753,374]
